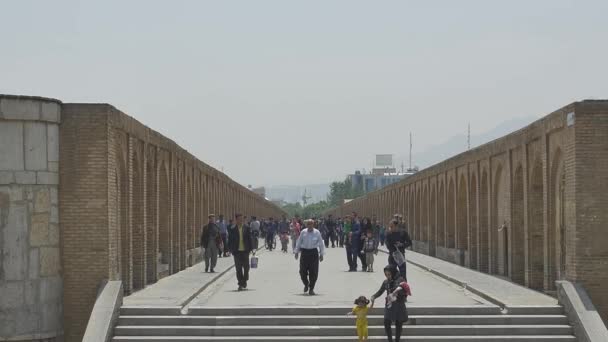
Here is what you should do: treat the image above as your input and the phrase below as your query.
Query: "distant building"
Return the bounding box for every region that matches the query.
[349,167,417,194]
[248,185,266,198]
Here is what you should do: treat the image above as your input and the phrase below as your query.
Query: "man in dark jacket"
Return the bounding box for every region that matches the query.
[201,214,221,273]
[227,213,254,291]
[385,219,412,280]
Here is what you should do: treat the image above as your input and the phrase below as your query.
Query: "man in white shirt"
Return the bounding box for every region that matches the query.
[294,219,325,295]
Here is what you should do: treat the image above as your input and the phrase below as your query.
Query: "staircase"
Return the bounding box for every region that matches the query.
[113,305,576,341]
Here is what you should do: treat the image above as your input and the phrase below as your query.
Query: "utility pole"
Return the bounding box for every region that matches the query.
[409,132,413,170]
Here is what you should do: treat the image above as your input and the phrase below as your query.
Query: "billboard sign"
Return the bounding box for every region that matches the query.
[376,154,393,167]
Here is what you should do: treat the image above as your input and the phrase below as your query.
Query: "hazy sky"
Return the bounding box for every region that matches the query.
[2,1,607,186]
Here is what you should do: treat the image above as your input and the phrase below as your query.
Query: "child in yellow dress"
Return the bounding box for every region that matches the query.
[347,295,370,341]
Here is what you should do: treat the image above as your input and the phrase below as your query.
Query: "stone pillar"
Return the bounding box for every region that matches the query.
[0,95,62,341]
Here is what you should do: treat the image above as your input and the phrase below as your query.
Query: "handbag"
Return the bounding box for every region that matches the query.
[250,253,259,268]
[392,249,406,266]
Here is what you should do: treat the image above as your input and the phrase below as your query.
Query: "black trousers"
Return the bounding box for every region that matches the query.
[345,245,356,270]
[266,233,275,250]
[299,249,319,290]
[384,319,404,342]
[233,251,250,287]
[219,234,227,256]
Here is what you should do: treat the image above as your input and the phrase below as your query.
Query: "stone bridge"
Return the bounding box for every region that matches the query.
[0,95,285,342]
[326,100,608,322]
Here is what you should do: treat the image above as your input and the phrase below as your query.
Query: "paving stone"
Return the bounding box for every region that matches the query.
[46,124,59,162]
[30,213,49,247]
[50,206,58,224]
[41,102,60,123]
[0,121,24,171]
[48,223,59,246]
[48,161,58,172]
[0,97,40,120]
[15,171,36,184]
[24,122,47,171]
[40,247,60,277]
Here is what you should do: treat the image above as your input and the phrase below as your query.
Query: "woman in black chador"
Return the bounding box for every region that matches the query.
[370,265,411,342]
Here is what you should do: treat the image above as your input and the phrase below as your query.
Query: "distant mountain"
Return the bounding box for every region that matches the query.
[265,116,537,203]
[405,116,537,170]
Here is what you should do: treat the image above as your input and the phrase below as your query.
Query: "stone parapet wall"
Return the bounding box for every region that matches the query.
[0,95,63,341]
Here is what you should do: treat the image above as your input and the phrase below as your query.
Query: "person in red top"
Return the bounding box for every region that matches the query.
[290,217,301,252]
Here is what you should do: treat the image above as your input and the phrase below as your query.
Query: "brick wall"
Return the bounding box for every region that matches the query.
[327,100,608,322]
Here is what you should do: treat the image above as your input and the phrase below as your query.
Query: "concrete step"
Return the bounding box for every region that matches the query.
[118,315,569,326]
[121,306,182,316]
[505,305,563,315]
[184,305,502,316]
[114,325,573,337]
[112,335,577,341]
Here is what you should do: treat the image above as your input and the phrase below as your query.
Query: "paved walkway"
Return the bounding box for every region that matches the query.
[403,250,558,306]
[190,246,489,307]
[122,239,557,310]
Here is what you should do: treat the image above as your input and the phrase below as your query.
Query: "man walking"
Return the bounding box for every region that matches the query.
[201,214,221,273]
[250,216,261,250]
[294,219,325,295]
[228,213,254,291]
[217,214,228,257]
[325,214,337,248]
[266,217,277,251]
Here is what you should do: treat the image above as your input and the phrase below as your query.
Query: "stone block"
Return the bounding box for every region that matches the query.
[37,171,58,185]
[29,248,40,279]
[3,202,28,280]
[30,213,49,247]
[48,223,59,245]
[35,188,50,213]
[0,97,40,120]
[40,302,62,332]
[40,247,60,276]
[41,102,60,123]
[15,171,36,184]
[40,276,62,304]
[48,161,59,172]
[50,206,58,224]
[0,310,15,336]
[24,279,38,305]
[0,282,24,309]
[0,171,15,184]
[24,122,48,170]
[0,186,23,202]
[47,124,59,162]
[50,188,58,205]
[14,306,39,335]
[0,121,24,170]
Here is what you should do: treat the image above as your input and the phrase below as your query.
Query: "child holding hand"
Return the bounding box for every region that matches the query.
[347,295,370,341]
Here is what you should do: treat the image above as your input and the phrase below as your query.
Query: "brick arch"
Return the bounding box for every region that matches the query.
[447,177,456,248]
[512,164,525,285]
[437,181,446,247]
[115,140,131,294]
[528,158,544,289]
[492,163,507,275]
[415,187,421,240]
[131,141,145,291]
[158,159,171,272]
[469,172,478,270]
[457,174,468,256]
[549,148,565,290]
[145,146,157,284]
[479,168,489,272]
[186,169,194,266]
[171,161,180,273]
[422,184,428,242]
[429,183,437,256]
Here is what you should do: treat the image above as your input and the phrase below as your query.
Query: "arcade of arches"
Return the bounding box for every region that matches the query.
[327,100,608,322]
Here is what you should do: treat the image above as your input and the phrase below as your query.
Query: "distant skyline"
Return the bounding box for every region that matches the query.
[2,0,607,186]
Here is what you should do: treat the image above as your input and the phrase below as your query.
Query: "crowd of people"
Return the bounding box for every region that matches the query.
[200,211,413,342]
